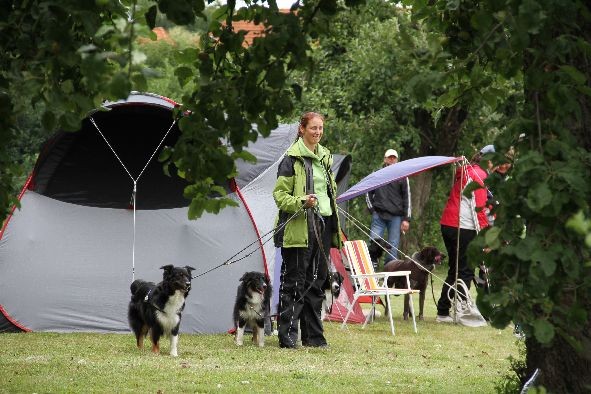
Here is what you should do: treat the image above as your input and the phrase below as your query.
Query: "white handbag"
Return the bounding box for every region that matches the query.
[448,279,488,327]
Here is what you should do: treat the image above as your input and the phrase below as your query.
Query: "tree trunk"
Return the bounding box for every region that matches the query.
[402,171,432,252]
[524,317,591,392]
[401,106,467,252]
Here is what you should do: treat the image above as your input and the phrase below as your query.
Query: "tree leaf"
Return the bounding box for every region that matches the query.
[232,149,257,163]
[484,226,502,249]
[532,319,555,344]
[526,182,552,211]
[559,65,587,85]
[531,249,557,276]
[175,66,194,87]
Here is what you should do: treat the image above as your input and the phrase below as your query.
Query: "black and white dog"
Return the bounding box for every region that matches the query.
[233,271,272,347]
[127,265,195,357]
[321,271,344,320]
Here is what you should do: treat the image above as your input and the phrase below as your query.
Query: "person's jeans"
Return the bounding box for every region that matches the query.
[369,212,402,261]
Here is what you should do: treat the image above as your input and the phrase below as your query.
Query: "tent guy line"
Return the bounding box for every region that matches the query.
[90,116,177,281]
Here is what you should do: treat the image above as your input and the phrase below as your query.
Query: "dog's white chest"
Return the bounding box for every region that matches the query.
[156,290,185,333]
[240,292,264,322]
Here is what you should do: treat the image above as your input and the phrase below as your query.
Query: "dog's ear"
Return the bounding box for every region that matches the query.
[160,264,174,272]
[239,272,248,282]
[185,266,196,273]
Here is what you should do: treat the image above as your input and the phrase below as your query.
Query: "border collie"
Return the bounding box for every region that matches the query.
[233,271,272,347]
[127,265,195,357]
[321,271,344,320]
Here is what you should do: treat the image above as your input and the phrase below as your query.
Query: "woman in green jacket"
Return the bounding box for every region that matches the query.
[273,112,343,349]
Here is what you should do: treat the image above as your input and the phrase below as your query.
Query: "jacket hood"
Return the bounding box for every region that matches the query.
[287,138,330,160]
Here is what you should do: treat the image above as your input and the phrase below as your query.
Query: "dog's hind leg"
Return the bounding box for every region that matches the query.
[150,326,163,354]
[137,325,149,349]
[403,294,410,320]
[418,290,426,320]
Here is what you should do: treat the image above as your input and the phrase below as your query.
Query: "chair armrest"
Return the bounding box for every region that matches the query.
[351,273,388,279]
[382,271,411,278]
[382,271,413,290]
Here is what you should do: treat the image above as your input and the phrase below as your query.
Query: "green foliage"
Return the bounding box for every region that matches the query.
[407,0,591,365]
[138,26,201,101]
[495,340,527,394]
[1,0,373,224]
[290,0,519,249]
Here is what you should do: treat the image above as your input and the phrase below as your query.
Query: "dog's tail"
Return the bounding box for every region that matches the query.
[130,279,147,297]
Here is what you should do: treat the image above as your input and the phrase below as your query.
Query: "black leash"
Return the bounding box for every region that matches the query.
[191,205,306,280]
[430,273,437,308]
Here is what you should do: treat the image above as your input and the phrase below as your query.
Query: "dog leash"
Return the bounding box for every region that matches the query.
[191,205,306,280]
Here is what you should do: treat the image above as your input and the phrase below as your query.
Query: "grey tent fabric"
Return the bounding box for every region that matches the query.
[0,192,263,333]
[0,93,352,334]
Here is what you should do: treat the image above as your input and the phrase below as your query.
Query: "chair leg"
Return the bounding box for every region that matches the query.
[408,293,418,334]
[362,296,376,329]
[341,294,359,330]
[385,294,395,335]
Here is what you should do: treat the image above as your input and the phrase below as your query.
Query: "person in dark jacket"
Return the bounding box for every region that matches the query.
[365,149,411,265]
[273,112,343,349]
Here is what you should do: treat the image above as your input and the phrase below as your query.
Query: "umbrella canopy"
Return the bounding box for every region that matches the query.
[337,156,463,203]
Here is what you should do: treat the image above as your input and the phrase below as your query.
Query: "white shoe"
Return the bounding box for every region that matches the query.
[436,315,454,323]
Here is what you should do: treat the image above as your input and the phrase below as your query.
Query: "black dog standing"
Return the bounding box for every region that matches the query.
[128,265,195,357]
[233,272,272,347]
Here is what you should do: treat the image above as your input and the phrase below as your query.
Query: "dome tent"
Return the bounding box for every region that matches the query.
[0,93,352,333]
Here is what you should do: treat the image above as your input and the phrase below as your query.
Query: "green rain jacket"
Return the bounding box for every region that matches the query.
[273,139,344,249]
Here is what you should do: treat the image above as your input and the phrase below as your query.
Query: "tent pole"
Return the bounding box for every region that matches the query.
[132,181,137,282]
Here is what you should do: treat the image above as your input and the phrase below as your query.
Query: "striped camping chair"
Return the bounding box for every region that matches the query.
[341,240,418,335]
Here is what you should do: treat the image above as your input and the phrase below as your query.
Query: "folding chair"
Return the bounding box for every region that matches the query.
[341,240,419,335]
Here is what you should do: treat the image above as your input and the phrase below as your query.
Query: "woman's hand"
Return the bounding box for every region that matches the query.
[302,194,317,208]
[401,220,410,234]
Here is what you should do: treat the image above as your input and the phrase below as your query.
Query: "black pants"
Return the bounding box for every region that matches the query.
[277,215,331,348]
[437,225,477,316]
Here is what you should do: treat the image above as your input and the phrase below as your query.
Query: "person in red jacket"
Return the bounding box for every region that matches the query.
[436,147,490,323]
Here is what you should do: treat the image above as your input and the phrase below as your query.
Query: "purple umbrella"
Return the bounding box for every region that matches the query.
[336,156,463,203]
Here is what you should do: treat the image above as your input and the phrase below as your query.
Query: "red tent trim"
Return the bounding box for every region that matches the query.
[0,304,31,332]
[232,180,269,278]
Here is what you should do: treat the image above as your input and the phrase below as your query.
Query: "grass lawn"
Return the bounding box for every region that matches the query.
[0,267,522,393]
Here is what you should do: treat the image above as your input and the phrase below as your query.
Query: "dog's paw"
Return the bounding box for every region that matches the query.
[170,350,178,357]
[418,314,424,321]
[236,340,244,346]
